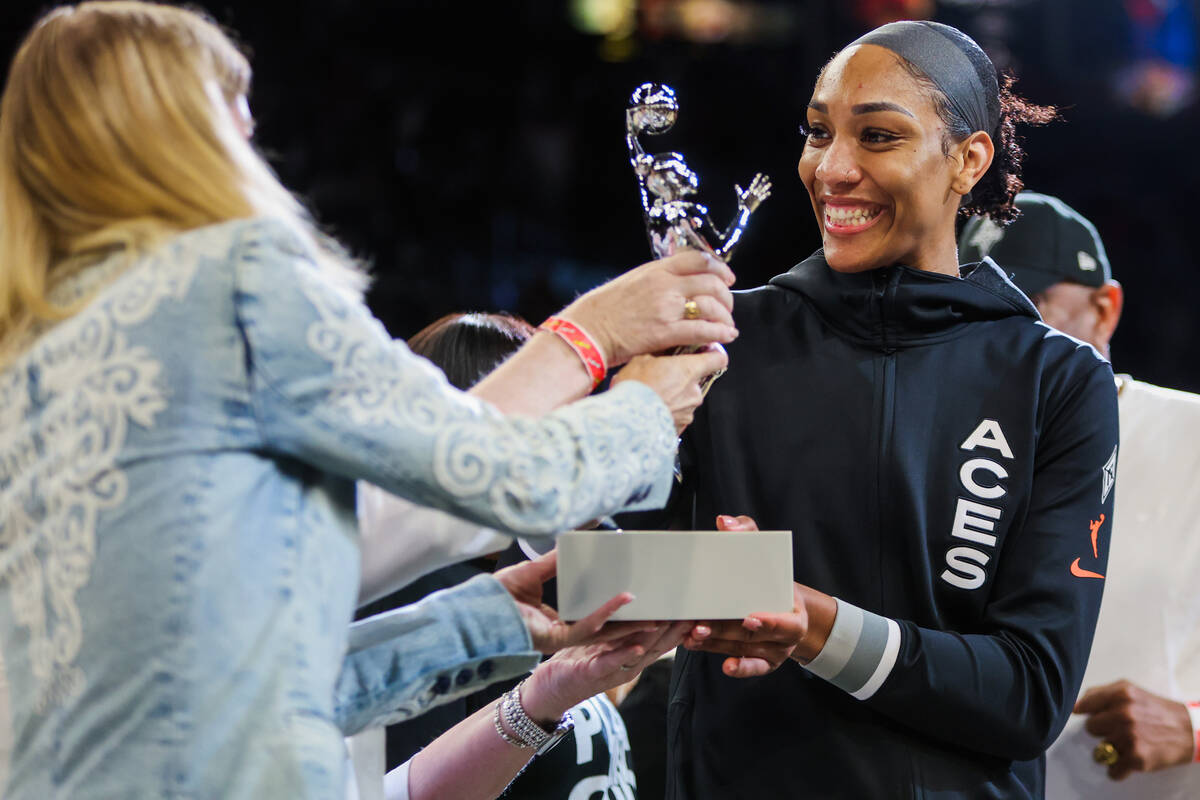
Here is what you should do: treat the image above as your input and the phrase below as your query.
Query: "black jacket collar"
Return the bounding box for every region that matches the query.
[767,251,1039,351]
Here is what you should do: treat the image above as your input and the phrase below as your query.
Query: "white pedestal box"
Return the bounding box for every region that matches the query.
[556,530,794,621]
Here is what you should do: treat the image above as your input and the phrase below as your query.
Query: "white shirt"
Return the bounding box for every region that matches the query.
[356,483,515,605]
[1045,377,1200,798]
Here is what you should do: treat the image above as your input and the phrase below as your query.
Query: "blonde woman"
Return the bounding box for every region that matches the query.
[0,3,735,798]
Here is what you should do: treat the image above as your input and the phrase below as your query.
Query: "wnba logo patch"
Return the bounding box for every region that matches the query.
[1101,445,1117,503]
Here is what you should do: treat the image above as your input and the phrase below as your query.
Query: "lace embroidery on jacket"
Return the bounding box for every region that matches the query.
[0,242,204,712]
[301,280,455,435]
[294,265,674,533]
[297,272,584,531]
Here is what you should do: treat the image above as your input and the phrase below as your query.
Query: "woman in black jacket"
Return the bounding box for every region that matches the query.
[667,21,1118,799]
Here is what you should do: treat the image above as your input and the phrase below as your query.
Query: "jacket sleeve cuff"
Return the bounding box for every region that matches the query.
[334,574,540,734]
[1187,701,1200,763]
[801,598,901,700]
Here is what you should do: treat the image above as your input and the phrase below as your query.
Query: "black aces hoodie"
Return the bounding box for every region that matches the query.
[665,252,1119,799]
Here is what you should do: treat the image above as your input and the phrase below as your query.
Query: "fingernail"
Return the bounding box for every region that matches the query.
[695,625,711,637]
[718,515,735,526]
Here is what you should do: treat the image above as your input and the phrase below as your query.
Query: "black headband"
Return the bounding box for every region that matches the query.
[849,21,999,138]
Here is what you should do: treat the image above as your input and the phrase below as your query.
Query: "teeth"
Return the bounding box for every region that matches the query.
[825,206,879,225]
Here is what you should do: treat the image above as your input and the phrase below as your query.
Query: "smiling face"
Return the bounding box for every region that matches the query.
[799,44,982,275]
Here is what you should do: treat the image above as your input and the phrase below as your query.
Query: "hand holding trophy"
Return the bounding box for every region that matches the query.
[625,82,771,393]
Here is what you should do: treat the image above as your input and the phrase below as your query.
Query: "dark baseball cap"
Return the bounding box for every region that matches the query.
[959,192,1112,297]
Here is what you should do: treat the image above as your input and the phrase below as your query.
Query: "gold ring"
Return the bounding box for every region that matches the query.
[1093,740,1119,766]
[683,299,701,320]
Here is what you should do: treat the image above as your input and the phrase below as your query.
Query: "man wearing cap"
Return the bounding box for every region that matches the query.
[960,192,1200,798]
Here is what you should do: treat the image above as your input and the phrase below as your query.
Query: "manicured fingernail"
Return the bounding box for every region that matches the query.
[744,618,762,630]
[718,515,736,527]
[695,625,711,637]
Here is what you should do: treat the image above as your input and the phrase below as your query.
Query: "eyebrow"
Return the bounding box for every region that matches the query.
[807,101,915,118]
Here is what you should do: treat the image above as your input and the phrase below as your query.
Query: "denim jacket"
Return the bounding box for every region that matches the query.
[0,217,676,798]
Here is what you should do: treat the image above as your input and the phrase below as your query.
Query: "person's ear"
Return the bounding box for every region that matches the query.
[950,131,995,198]
[1091,280,1123,351]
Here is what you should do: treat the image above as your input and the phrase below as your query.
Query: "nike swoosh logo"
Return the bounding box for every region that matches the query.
[1070,558,1105,579]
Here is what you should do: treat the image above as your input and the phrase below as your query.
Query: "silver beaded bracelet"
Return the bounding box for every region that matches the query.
[492,679,570,750]
[504,680,553,749]
[491,697,527,748]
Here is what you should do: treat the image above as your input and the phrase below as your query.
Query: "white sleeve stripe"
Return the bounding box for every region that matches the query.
[833,608,890,693]
[801,598,863,681]
[850,618,901,701]
[801,599,902,701]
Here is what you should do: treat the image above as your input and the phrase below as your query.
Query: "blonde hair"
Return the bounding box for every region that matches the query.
[0,1,365,361]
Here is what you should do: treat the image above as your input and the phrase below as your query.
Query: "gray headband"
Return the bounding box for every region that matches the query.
[849,21,999,138]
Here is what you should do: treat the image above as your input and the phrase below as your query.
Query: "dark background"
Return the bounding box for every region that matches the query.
[2,0,1197,391]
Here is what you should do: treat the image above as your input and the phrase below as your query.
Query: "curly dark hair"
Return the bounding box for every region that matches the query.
[895,57,1057,224]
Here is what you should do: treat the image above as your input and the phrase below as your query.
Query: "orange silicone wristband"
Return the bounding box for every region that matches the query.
[539,317,607,389]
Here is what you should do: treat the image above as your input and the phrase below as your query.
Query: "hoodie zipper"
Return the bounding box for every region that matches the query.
[874,267,914,797]
[872,269,900,611]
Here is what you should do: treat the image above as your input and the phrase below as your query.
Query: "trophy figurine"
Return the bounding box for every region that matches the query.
[626,82,772,263]
[625,83,770,396]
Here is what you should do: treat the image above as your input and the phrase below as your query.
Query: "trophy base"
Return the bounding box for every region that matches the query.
[557,530,794,621]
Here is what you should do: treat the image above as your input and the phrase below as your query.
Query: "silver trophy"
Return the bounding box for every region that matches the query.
[626,83,770,398]
[626,83,771,263]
